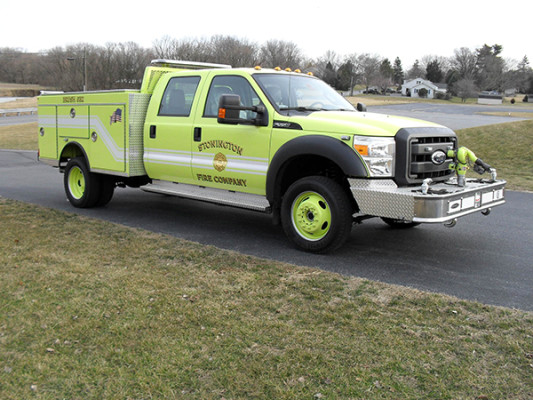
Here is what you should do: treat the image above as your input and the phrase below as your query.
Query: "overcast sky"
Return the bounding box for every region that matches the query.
[2,0,530,68]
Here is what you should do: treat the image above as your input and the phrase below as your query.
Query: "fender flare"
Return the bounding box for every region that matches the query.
[266,135,368,202]
[59,141,91,170]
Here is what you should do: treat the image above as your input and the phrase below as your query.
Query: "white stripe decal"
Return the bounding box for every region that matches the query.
[51,115,126,163]
[89,115,125,162]
[144,149,191,167]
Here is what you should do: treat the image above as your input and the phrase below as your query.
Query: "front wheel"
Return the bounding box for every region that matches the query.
[281,176,353,253]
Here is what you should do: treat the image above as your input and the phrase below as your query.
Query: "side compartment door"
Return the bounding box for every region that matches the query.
[38,104,58,161]
[192,74,272,195]
[89,104,126,172]
[143,75,202,184]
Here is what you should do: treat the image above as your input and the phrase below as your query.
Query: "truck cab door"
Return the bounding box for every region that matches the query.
[192,74,272,195]
[143,75,202,184]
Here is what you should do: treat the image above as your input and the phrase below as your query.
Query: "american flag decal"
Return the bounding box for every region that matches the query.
[110,108,122,125]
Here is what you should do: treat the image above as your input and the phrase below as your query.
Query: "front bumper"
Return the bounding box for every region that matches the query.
[349,178,506,223]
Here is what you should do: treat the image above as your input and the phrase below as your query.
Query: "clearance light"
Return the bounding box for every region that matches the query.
[285,68,292,72]
[254,65,261,70]
[307,72,314,76]
[294,69,301,73]
[274,66,282,71]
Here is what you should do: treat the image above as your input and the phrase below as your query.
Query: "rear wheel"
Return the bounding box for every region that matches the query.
[281,176,353,253]
[95,175,115,207]
[64,157,101,208]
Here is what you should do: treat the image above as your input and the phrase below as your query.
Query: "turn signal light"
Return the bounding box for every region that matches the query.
[354,144,368,156]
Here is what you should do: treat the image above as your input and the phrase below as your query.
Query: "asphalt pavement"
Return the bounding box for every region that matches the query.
[369,103,529,130]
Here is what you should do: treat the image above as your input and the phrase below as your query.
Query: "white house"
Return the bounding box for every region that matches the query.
[402,78,443,99]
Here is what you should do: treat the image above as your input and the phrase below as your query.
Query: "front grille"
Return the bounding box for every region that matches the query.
[395,127,457,186]
[409,136,456,181]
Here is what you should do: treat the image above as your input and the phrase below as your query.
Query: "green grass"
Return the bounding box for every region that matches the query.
[456,119,533,191]
[0,122,36,150]
[1,198,533,399]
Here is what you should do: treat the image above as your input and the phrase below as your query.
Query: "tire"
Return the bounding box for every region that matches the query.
[64,157,101,208]
[381,217,420,229]
[95,175,115,207]
[281,176,353,253]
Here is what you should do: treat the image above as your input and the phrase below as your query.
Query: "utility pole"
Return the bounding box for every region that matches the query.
[67,48,87,91]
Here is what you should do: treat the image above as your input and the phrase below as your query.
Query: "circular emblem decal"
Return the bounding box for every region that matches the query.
[213,152,227,172]
[431,150,447,165]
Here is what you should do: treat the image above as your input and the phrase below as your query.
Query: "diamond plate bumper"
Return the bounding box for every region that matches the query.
[349,178,506,223]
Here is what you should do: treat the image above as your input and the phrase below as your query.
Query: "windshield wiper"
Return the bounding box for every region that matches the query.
[281,106,354,112]
[280,106,322,112]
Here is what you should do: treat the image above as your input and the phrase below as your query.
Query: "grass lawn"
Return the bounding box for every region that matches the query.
[455,120,533,192]
[0,123,36,150]
[1,198,532,399]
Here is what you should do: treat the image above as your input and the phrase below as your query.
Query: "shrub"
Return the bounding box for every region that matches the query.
[418,88,428,98]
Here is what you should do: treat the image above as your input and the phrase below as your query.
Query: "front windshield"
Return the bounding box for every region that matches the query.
[254,73,355,115]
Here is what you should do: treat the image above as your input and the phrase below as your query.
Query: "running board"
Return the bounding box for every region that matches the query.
[141,180,271,212]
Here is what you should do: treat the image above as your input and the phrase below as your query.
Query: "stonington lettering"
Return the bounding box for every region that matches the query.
[198,140,243,155]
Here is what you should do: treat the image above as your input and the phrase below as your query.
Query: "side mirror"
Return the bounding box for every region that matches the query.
[217,94,268,126]
[356,102,367,112]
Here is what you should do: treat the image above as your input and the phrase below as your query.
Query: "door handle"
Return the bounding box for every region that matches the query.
[194,127,202,142]
[149,125,156,139]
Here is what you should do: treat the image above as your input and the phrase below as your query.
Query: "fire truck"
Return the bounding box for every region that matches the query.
[38,60,505,252]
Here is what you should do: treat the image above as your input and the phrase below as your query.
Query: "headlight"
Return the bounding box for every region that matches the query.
[353,135,395,177]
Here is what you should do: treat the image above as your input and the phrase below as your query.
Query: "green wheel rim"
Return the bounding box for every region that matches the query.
[291,191,332,241]
[68,166,85,200]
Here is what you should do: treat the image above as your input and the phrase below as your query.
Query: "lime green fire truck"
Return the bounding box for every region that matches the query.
[38,60,506,252]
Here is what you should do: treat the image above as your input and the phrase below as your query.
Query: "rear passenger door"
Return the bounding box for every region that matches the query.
[144,74,202,184]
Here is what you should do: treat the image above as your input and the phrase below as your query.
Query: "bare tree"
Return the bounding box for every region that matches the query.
[357,54,382,93]
[153,36,210,62]
[452,47,477,80]
[454,78,477,102]
[208,35,258,67]
[406,59,424,80]
[259,39,302,69]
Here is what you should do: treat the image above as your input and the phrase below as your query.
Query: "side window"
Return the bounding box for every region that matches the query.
[158,76,201,117]
[204,75,263,118]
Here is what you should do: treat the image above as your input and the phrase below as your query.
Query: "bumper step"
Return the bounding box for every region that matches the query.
[350,178,506,223]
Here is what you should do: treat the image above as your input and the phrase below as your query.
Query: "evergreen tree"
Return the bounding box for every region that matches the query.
[475,44,505,92]
[337,60,354,92]
[393,57,404,85]
[426,59,443,83]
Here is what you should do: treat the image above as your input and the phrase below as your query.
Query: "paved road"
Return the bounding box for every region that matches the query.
[0,114,36,126]
[1,149,532,311]
[369,103,529,130]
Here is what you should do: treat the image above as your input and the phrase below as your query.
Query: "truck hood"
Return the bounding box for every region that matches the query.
[286,110,443,137]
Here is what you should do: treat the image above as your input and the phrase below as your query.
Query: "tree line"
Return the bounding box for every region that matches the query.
[1,36,532,97]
